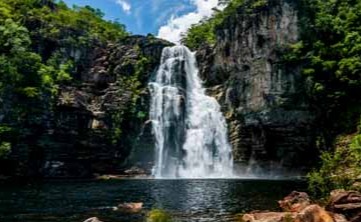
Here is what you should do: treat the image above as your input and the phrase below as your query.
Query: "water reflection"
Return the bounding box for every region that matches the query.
[149,179,305,221]
[0,179,306,222]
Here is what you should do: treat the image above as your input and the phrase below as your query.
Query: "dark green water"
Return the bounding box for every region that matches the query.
[0,179,306,222]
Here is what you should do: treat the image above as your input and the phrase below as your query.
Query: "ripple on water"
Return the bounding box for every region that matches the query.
[0,179,307,222]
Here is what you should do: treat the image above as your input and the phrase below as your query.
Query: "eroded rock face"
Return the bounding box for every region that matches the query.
[278,191,311,213]
[40,36,172,178]
[197,0,316,172]
[295,205,335,222]
[326,190,361,222]
[242,191,347,222]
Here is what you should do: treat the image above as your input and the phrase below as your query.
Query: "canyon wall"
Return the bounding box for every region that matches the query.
[197,0,316,172]
[10,36,171,178]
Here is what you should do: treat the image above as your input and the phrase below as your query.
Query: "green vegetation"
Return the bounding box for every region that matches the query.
[147,209,172,222]
[288,0,361,136]
[291,0,361,196]
[182,0,267,50]
[0,0,128,173]
[308,130,361,196]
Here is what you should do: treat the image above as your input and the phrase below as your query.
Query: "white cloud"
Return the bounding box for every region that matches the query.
[116,0,131,14]
[157,0,223,43]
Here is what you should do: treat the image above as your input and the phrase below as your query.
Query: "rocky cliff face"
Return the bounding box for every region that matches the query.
[12,36,171,178]
[198,0,316,173]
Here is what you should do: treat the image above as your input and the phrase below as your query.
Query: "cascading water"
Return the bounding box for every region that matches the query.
[149,46,234,179]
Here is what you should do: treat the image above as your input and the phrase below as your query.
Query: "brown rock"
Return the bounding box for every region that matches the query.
[331,213,348,222]
[114,202,143,213]
[295,205,334,222]
[242,212,297,222]
[279,191,311,213]
[327,189,361,220]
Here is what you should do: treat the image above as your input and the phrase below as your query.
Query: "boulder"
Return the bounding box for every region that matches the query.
[278,191,311,213]
[326,189,361,221]
[242,212,297,222]
[83,217,102,222]
[294,205,334,222]
[114,202,143,213]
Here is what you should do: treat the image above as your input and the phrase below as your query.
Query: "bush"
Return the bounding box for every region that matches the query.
[147,209,172,222]
[182,0,268,50]
[308,131,361,197]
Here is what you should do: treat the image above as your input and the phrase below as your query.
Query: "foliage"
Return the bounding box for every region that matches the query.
[0,125,12,159]
[294,0,361,197]
[182,0,268,49]
[147,209,172,222]
[0,142,11,158]
[308,130,361,197]
[287,0,361,135]
[1,0,128,44]
[0,0,129,170]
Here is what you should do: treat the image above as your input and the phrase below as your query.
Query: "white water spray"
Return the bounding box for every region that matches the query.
[149,46,234,178]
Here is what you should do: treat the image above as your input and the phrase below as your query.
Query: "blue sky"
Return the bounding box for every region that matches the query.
[62,0,223,43]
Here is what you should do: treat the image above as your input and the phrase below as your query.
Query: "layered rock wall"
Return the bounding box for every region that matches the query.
[198,0,316,172]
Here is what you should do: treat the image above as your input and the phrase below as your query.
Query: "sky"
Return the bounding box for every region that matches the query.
[62,0,223,43]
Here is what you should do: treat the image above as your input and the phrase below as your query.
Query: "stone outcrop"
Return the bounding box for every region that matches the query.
[242,212,297,222]
[197,0,316,172]
[242,191,348,222]
[294,205,334,222]
[278,191,311,213]
[326,190,361,222]
[23,36,171,178]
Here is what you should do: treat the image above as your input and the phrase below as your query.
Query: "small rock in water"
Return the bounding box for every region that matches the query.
[114,202,143,213]
[83,217,102,222]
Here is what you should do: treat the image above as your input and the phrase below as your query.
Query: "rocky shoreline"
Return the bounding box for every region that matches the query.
[242,190,361,222]
[78,189,361,222]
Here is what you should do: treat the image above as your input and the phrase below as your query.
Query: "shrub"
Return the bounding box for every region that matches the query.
[147,209,172,222]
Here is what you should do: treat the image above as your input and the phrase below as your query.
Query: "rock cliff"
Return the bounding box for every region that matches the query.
[197,0,316,173]
[11,35,171,178]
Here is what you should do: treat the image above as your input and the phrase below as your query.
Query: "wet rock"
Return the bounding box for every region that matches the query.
[278,191,311,213]
[114,202,143,213]
[294,205,334,222]
[83,217,103,222]
[124,166,147,176]
[326,189,361,221]
[242,212,297,222]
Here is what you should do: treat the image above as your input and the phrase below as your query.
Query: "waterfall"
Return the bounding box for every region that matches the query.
[149,46,234,179]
